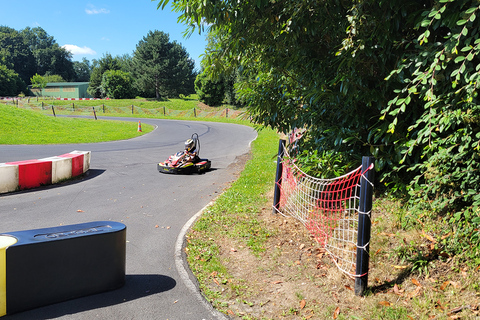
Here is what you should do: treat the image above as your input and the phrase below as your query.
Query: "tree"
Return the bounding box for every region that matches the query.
[43,74,65,83]
[0,64,26,96]
[30,73,47,92]
[20,27,75,81]
[73,58,92,82]
[0,27,36,84]
[132,30,196,98]
[156,0,480,261]
[87,53,122,98]
[101,70,136,99]
[195,71,225,106]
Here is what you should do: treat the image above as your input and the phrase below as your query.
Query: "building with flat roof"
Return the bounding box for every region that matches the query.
[30,82,92,99]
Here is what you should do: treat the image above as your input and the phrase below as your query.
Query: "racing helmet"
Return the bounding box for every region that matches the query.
[185,138,196,152]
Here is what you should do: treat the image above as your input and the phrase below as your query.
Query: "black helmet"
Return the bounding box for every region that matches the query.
[185,138,196,152]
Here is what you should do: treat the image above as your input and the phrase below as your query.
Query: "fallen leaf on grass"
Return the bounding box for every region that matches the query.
[333,306,340,319]
[393,283,403,295]
[406,286,422,299]
[227,310,234,315]
[440,281,450,291]
[379,301,391,307]
[422,231,436,243]
[345,285,353,291]
[300,299,306,309]
[412,279,422,287]
[435,300,445,311]
[272,281,283,284]
[392,265,408,269]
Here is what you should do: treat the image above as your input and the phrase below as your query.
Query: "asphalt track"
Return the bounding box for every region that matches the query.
[0,117,258,320]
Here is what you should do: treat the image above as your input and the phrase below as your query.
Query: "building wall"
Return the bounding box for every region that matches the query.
[31,83,92,99]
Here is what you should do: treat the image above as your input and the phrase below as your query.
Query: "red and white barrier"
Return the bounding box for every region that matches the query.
[0,151,90,194]
[55,98,98,100]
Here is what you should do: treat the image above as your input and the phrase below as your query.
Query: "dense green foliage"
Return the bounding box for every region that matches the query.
[0,26,87,95]
[20,27,75,81]
[158,0,480,263]
[30,73,47,92]
[0,64,25,96]
[101,70,136,99]
[87,53,123,98]
[194,71,225,106]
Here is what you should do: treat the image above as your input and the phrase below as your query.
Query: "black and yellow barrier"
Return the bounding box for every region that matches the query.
[0,221,126,316]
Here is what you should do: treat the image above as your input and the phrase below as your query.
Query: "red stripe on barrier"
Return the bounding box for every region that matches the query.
[6,160,52,190]
[59,153,84,177]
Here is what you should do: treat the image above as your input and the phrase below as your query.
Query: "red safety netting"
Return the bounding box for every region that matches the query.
[274,145,372,276]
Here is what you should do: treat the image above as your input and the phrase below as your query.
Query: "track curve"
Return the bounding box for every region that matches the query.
[0,117,257,320]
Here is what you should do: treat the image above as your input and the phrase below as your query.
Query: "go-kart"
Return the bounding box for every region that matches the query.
[157,133,211,174]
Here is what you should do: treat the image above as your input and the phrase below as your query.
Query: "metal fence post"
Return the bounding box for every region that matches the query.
[273,139,286,214]
[355,156,375,296]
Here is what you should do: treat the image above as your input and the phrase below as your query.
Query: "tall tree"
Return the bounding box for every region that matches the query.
[0,26,36,84]
[132,30,195,98]
[20,27,75,81]
[73,58,92,82]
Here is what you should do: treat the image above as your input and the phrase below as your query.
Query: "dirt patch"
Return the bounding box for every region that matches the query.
[208,208,361,319]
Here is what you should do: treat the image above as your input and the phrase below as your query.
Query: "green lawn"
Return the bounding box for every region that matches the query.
[0,104,154,144]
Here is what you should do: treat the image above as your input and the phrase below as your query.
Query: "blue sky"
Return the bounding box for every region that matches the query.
[0,1,207,70]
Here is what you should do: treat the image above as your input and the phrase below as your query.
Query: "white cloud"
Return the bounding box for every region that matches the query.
[85,5,110,15]
[62,45,96,56]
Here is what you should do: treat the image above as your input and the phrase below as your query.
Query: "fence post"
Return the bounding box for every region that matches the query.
[226,108,229,118]
[163,106,166,116]
[103,104,105,113]
[93,107,97,120]
[51,106,56,117]
[354,156,375,296]
[194,108,196,117]
[273,139,286,214]
[131,105,134,114]
[72,103,75,111]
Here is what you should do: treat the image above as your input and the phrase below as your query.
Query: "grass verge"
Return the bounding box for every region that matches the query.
[185,132,480,319]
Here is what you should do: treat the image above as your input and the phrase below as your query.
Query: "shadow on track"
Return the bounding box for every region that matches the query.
[4,274,176,319]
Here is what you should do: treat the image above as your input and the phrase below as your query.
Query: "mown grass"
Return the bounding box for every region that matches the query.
[29,95,200,110]
[7,96,249,124]
[185,128,279,310]
[0,104,154,144]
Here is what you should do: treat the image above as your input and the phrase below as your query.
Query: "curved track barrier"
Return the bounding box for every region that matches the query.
[0,221,126,316]
[0,150,90,194]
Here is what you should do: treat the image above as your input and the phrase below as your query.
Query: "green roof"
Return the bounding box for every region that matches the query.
[45,82,89,86]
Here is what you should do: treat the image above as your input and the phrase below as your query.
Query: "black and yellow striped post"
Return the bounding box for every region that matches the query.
[0,221,126,316]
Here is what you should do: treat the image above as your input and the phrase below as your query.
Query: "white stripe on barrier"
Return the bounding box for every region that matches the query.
[40,156,72,184]
[0,163,19,194]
